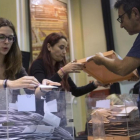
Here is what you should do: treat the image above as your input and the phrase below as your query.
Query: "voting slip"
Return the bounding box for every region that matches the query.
[39,85,58,89]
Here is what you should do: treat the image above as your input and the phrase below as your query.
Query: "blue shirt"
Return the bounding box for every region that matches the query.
[127,33,140,109]
[127,33,140,76]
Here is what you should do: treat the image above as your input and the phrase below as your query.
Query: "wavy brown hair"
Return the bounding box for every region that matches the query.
[36,32,70,91]
[0,18,22,79]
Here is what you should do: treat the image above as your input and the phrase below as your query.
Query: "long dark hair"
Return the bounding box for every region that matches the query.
[37,32,70,91]
[0,18,22,79]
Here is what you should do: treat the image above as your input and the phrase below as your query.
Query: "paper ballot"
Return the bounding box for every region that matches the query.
[39,85,58,89]
[44,99,57,113]
[17,94,36,111]
[43,112,61,127]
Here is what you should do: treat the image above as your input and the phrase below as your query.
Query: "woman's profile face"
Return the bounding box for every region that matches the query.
[48,38,68,64]
[0,26,14,56]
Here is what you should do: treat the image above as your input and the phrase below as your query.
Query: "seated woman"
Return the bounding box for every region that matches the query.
[0,18,60,109]
[29,32,104,98]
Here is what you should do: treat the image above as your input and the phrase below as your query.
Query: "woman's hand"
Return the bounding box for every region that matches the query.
[62,61,85,74]
[7,76,40,90]
[38,79,61,94]
[42,79,61,86]
[87,52,104,65]
[91,80,110,88]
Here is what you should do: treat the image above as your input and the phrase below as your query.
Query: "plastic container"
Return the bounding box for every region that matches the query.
[92,111,105,140]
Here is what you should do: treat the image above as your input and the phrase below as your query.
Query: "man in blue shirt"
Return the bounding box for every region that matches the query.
[88,0,140,107]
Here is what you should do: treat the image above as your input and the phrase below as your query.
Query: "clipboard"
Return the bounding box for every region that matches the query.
[77,50,136,84]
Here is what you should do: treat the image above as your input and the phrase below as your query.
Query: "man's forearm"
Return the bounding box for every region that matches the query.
[100,57,125,76]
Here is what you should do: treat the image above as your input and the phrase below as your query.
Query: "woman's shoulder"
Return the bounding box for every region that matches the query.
[30,58,46,74]
[32,58,43,64]
[31,59,44,68]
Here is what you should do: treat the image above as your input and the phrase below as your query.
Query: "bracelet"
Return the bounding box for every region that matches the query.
[60,68,65,75]
[3,79,8,89]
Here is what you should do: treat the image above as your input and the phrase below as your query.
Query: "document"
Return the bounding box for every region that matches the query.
[17,94,36,111]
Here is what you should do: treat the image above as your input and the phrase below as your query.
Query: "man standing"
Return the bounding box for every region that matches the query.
[88,0,140,106]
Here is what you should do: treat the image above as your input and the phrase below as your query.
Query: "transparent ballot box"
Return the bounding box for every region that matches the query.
[85,93,140,140]
[0,88,74,140]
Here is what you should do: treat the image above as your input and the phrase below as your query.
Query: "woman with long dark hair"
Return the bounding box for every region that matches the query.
[29,32,103,97]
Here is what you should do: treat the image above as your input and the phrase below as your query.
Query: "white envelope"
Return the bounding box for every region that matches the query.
[39,85,58,89]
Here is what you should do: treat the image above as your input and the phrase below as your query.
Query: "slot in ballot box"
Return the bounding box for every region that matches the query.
[77,50,136,84]
[0,88,74,140]
[85,93,140,140]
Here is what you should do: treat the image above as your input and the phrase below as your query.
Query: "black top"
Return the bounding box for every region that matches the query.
[29,59,97,97]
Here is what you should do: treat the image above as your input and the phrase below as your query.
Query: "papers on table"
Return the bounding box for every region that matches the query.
[111,105,138,116]
[22,125,54,134]
[94,99,138,116]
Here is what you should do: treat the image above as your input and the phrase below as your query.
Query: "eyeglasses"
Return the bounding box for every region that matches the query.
[117,8,132,23]
[0,34,15,43]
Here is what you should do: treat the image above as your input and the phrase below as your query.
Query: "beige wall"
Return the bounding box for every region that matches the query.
[0,0,17,31]
[70,0,86,134]
[70,0,106,134]
[80,0,107,84]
